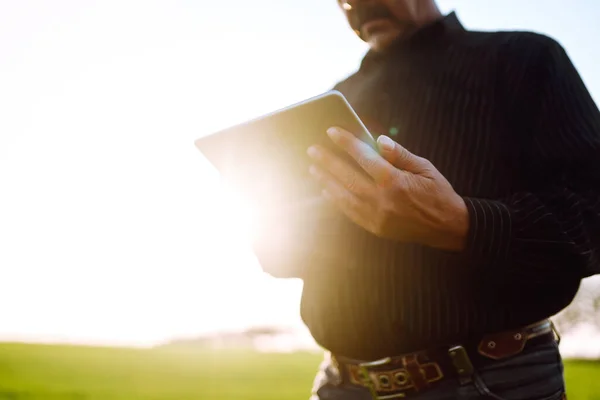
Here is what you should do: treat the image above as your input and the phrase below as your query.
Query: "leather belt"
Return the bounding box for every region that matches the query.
[332,320,559,400]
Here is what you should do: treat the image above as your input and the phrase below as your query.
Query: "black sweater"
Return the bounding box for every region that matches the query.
[259,12,600,360]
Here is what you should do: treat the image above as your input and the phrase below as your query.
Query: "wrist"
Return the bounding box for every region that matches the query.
[433,195,469,252]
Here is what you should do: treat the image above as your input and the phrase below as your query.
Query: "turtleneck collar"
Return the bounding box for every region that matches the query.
[359,11,466,67]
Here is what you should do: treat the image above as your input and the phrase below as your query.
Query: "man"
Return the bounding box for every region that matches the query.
[254,1,600,399]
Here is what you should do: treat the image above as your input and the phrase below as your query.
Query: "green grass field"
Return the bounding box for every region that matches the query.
[0,343,598,400]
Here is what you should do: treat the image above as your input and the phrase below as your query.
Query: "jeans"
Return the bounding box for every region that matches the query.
[310,340,566,400]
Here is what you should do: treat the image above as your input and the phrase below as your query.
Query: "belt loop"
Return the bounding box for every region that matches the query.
[550,320,561,345]
[401,354,429,391]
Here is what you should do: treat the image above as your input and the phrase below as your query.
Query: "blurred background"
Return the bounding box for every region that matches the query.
[0,0,599,399]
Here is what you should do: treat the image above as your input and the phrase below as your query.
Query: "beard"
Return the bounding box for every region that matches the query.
[346,2,415,41]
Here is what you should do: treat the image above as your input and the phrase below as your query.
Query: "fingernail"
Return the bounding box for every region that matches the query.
[307,146,320,159]
[322,189,332,200]
[309,165,318,176]
[327,127,340,138]
[377,135,395,152]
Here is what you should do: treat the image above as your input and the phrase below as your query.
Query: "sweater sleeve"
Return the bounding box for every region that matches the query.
[462,36,600,281]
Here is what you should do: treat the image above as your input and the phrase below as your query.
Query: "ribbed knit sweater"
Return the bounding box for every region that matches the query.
[259,12,600,360]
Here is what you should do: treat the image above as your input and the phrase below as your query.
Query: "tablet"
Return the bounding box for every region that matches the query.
[194,90,377,212]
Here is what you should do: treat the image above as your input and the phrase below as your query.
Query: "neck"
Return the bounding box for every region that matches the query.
[411,1,443,29]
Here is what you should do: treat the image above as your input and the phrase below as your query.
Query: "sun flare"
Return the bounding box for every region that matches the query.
[217,181,261,244]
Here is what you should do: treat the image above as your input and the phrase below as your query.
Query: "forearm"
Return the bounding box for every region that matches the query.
[251,222,308,279]
[459,35,600,282]
[462,187,600,281]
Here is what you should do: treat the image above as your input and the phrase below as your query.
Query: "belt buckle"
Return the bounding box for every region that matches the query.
[357,357,407,400]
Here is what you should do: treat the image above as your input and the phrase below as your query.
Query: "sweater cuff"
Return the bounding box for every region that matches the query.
[462,197,513,262]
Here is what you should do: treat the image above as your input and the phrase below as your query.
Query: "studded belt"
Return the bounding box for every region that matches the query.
[332,320,559,400]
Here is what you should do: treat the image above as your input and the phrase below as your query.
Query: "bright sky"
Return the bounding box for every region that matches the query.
[1,0,599,350]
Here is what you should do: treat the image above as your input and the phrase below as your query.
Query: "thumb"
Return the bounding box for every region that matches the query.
[377,135,427,173]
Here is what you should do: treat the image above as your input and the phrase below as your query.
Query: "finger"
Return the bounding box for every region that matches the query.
[326,127,395,183]
[320,184,371,232]
[377,135,429,173]
[311,164,366,208]
[307,146,373,196]
[314,167,375,234]
[322,189,371,232]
